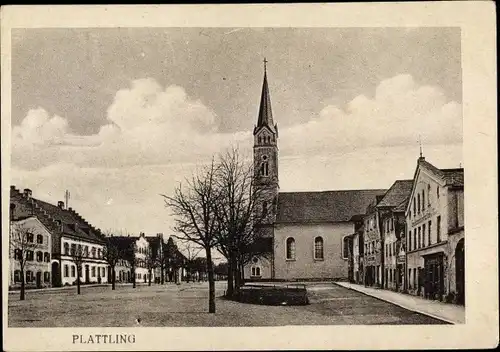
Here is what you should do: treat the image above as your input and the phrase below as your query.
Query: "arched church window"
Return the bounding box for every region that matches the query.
[314,237,324,260]
[286,238,296,260]
[260,161,269,176]
[262,201,268,217]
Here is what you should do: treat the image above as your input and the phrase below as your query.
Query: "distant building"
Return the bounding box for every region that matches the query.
[362,196,385,287]
[146,233,165,284]
[376,179,413,291]
[10,186,109,287]
[405,157,464,304]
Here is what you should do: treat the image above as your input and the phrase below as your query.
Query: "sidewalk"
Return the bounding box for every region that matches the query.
[8,282,149,295]
[335,281,465,324]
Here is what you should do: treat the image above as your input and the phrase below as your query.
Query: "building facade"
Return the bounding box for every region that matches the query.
[405,157,464,303]
[10,186,109,288]
[9,216,53,289]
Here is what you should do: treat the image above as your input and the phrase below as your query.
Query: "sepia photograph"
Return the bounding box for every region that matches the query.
[1,3,497,351]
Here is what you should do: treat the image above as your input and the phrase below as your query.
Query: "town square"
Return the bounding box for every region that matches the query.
[8,25,467,329]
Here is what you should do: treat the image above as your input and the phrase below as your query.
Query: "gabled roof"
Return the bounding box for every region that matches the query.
[10,186,104,244]
[376,180,413,208]
[393,197,410,213]
[276,189,387,224]
[419,159,464,187]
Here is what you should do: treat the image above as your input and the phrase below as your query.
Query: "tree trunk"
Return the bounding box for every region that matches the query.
[226,256,234,297]
[20,268,25,301]
[111,266,116,290]
[148,269,152,286]
[206,247,216,313]
[233,257,241,296]
[161,263,165,284]
[77,271,81,295]
[132,267,136,288]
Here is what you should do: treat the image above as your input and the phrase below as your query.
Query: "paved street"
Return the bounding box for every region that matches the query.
[8,281,447,327]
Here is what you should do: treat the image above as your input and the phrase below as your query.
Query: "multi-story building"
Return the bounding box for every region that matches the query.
[350,216,365,284]
[405,157,464,303]
[108,233,153,284]
[376,180,413,292]
[10,186,109,287]
[362,195,385,287]
[9,215,53,289]
[146,233,165,283]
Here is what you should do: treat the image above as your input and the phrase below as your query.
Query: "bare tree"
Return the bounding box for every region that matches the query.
[162,159,220,313]
[213,147,268,297]
[178,241,202,282]
[70,244,85,295]
[9,222,44,301]
[102,237,121,291]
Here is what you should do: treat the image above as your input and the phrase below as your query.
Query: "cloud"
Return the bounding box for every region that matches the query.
[11,74,461,171]
[279,74,462,156]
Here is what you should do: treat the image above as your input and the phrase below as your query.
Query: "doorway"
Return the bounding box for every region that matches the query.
[36,271,42,288]
[85,265,90,283]
[51,262,60,287]
[455,239,465,305]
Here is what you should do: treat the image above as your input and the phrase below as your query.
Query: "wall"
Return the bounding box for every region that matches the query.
[274,222,354,280]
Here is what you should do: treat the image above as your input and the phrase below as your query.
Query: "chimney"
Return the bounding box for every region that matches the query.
[10,185,15,191]
[58,201,65,209]
[68,207,73,212]
[23,188,32,200]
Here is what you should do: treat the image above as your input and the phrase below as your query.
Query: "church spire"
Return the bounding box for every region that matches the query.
[256,57,276,133]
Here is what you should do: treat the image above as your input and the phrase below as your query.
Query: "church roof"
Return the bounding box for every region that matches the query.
[276,189,387,224]
[376,179,413,208]
[256,70,276,133]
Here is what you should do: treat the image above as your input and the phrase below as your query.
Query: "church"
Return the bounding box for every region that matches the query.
[244,64,387,281]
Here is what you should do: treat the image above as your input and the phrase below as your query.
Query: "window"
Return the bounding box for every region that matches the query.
[71,243,76,255]
[390,218,394,231]
[314,237,324,260]
[36,234,43,244]
[417,194,421,213]
[413,198,416,215]
[26,270,33,282]
[343,236,351,259]
[64,242,69,255]
[64,265,69,277]
[408,230,412,251]
[422,224,426,247]
[26,250,34,261]
[413,268,417,288]
[91,266,96,277]
[84,246,89,257]
[428,220,432,245]
[260,161,269,176]
[36,251,43,262]
[286,238,296,260]
[27,233,34,243]
[437,186,440,199]
[78,244,82,254]
[71,265,76,277]
[97,248,102,259]
[422,190,425,211]
[91,247,96,258]
[251,267,261,277]
[413,231,417,251]
[102,268,106,277]
[44,272,50,282]
[14,249,22,260]
[437,216,441,242]
[418,227,421,248]
[428,184,431,206]
[44,252,50,262]
[409,210,412,219]
[14,270,22,283]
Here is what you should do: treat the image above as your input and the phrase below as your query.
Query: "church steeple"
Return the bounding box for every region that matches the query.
[255,58,277,135]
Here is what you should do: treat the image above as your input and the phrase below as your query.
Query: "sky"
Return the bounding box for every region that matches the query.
[10,27,463,239]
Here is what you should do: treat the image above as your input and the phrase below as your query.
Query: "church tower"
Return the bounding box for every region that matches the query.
[253,59,279,229]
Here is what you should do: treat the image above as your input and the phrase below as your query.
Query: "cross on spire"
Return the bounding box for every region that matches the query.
[263,57,268,73]
[419,135,423,158]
